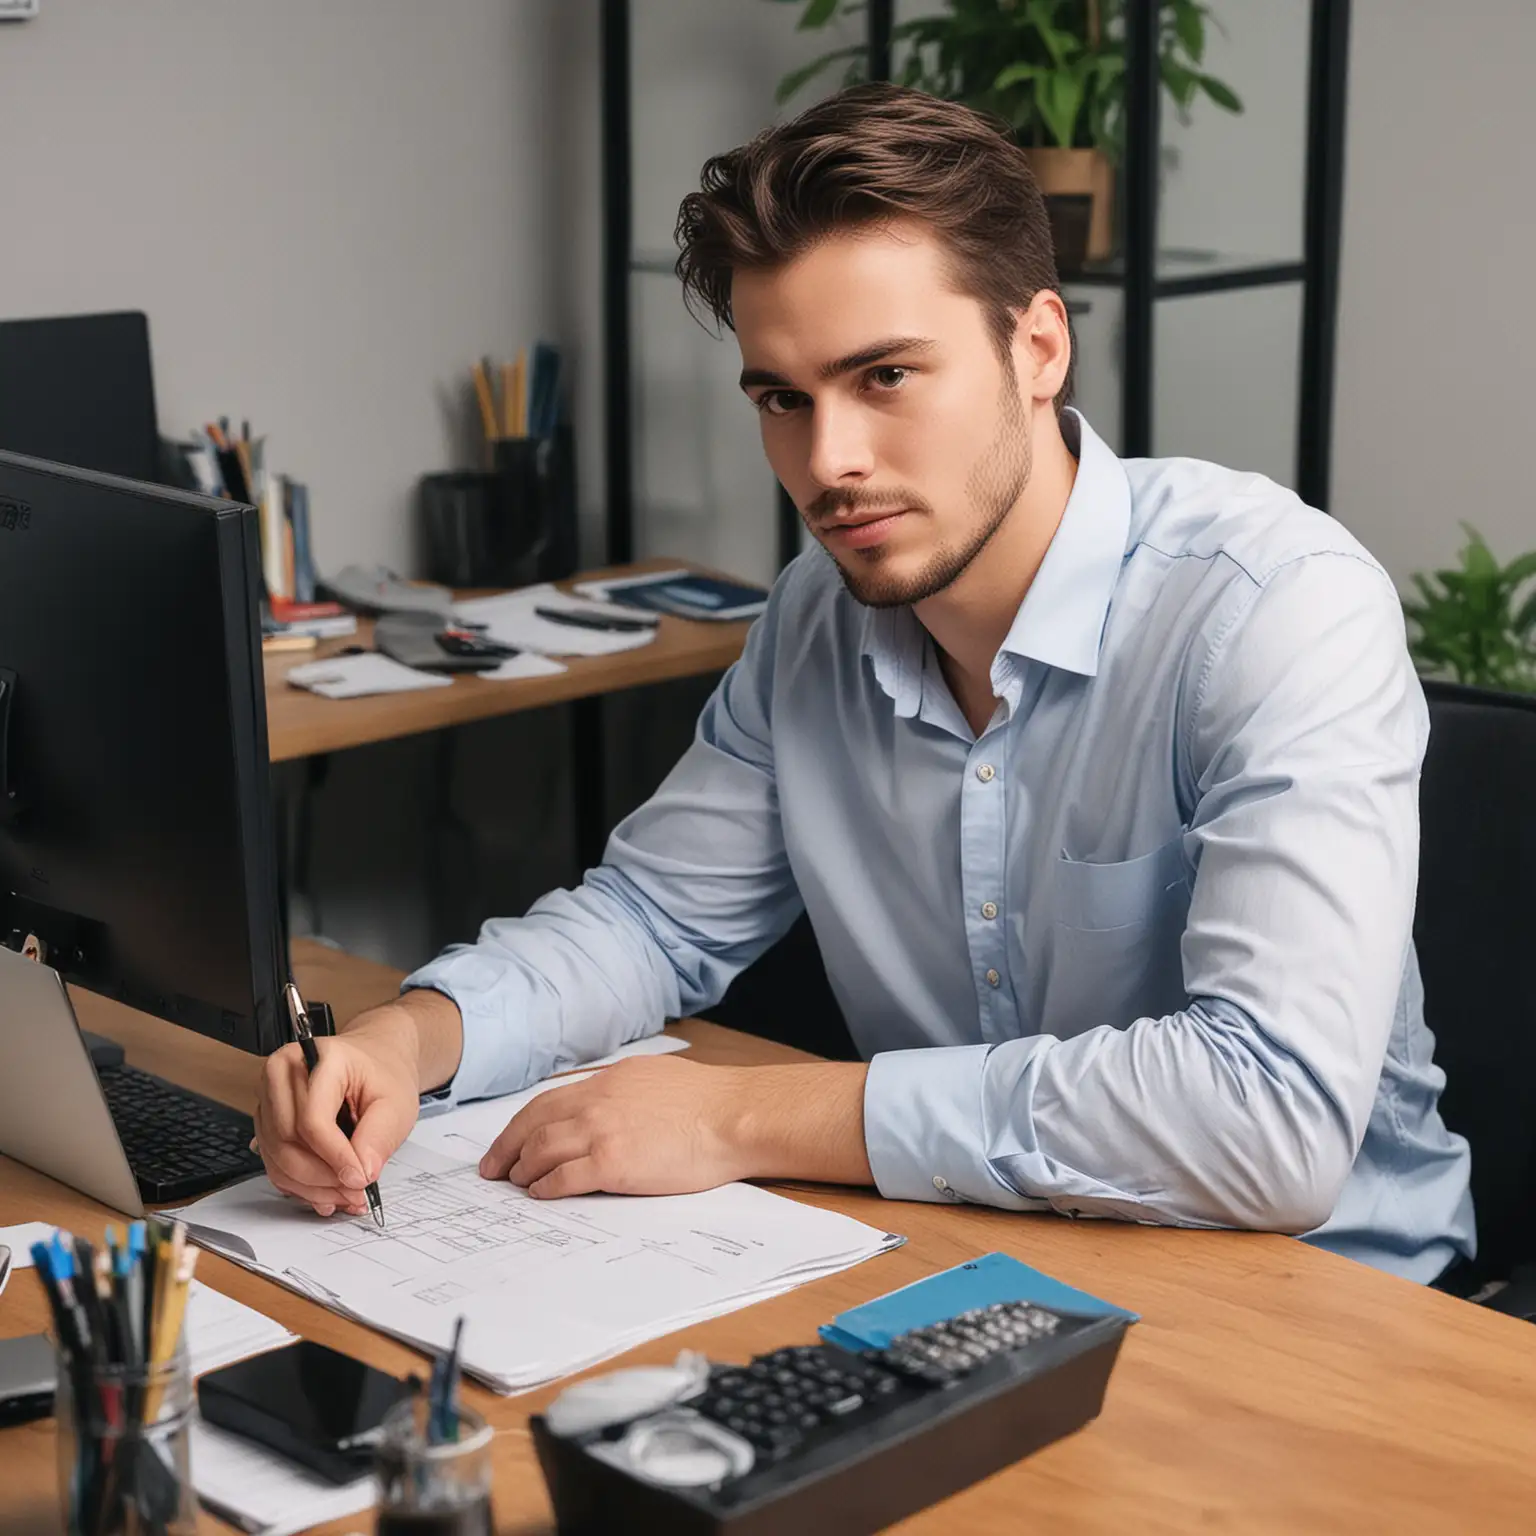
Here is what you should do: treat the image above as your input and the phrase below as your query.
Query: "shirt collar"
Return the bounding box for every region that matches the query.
[998,408,1131,679]
[860,409,1132,710]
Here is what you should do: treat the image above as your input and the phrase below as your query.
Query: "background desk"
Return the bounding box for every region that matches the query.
[3,944,1535,1534]
[264,559,754,876]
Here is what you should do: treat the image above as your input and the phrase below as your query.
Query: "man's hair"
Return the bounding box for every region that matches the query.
[675,82,1071,405]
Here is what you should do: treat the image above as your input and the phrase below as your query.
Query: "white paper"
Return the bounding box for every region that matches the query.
[453,584,659,658]
[0,1221,54,1269]
[178,1068,901,1394]
[480,651,569,682]
[184,1280,295,1379]
[192,1419,374,1536]
[286,654,453,699]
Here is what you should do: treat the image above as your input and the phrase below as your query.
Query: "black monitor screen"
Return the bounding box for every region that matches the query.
[0,311,160,485]
[0,451,283,1053]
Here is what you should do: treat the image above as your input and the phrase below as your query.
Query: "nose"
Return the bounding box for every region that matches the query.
[805,397,875,491]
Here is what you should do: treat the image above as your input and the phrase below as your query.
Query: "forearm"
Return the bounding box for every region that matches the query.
[341,988,465,1096]
[728,1062,874,1186]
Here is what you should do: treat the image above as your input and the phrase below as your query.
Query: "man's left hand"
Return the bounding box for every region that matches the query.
[476,1053,872,1198]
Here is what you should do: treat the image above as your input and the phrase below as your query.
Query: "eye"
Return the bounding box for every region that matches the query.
[755,390,806,417]
[866,365,911,392]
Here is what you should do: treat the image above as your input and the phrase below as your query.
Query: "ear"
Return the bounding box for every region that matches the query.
[1010,290,1072,407]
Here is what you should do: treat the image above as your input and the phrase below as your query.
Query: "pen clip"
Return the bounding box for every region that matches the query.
[283,979,314,1043]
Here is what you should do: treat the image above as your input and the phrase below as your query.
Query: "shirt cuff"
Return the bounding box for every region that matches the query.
[401,949,534,1108]
[864,1044,1030,1208]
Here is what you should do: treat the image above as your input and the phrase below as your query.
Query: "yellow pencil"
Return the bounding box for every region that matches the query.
[500,361,516,438]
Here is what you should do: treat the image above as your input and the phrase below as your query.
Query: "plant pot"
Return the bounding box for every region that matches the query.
[1024,147,1114,265]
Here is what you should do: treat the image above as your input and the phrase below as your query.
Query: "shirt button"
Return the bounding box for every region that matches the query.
[986,968,1000,987]
[980,901,998,920]
[975,764,996,783]
[932,1175,949,1192]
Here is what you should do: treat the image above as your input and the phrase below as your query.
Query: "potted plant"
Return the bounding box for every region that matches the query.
[768,0,1242,267]
[1403,525,1536,694]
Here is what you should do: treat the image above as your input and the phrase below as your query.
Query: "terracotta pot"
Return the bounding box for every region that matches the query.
[1024,147,1114,264]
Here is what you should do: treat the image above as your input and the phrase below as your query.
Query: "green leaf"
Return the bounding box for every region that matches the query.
[1462,530,1498,579]
[1500,550,1536,586]
[1036,62,1089,148]
[1174,1,1206,62]
[993,61,1041,90]
[798,0,841,30]
[1198,74,1243,113]
[1513,587,1536,634]
[774,44,866,103]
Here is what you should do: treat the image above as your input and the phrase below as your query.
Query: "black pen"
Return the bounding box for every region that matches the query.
[283,980,386,1227]
[533,605,657,634]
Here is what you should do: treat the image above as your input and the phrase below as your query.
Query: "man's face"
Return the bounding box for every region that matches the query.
[733,222,1034,608]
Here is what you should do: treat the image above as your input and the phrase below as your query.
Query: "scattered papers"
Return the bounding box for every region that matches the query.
[286,654,452,699]
[453,584,659,658]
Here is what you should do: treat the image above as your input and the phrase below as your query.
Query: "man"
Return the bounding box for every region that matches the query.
[256,85,1473,1284]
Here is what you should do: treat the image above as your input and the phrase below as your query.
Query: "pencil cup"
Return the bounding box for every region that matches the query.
[374,1398,495,1536]
[55,1339,196,1536]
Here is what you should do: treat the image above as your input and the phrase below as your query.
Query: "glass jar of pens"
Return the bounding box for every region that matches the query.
[420,348,577,590]
[34,1219,199,1536]
[374,1318,493,1536]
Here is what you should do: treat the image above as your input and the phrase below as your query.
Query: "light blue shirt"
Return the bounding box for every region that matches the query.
[406,410,1474,1285]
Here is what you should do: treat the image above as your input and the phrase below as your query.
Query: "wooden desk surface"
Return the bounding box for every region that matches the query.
[3,942,1535,1534]
[265,560,753,762]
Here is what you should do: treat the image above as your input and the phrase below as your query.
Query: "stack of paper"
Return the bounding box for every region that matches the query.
[452,584,659,658]
[177,1073,902,1394]
[183,1280,295,1378]
[192,1421,374,1536]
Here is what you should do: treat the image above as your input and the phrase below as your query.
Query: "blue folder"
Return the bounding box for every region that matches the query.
[819,1251,1137,1354]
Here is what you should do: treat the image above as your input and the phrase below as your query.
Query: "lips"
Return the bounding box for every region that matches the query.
[821,508,912,550]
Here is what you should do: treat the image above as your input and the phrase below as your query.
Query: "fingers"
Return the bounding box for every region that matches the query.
[528,1156,601,1200]
[296,1053,369,1188]
[347,1093,416,1187]
[252,1103,359,1216]
[506,1120,590,1190]
[479,1083,581,1180]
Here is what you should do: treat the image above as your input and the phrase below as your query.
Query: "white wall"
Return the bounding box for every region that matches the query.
[1332,0,1536,583]
[0,0,571,576]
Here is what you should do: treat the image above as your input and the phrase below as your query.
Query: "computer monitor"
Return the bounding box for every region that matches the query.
[0,311,161,484]
[0,449,285,1055]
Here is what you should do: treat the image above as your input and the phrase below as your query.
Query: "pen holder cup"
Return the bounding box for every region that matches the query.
[55,1340,196,1536]
[375,1398,495,1536]
[420,425,576,589]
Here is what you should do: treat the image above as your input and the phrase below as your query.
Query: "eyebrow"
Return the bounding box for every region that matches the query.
[738,335,938,391]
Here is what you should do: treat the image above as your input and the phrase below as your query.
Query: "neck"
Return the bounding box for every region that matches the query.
[915,408,1079,689]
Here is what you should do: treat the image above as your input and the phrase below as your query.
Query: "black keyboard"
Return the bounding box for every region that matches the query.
[97,1062,265,1203]
[532,1297,1128,1535]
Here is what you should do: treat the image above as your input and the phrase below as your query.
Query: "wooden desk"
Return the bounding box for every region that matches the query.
[4,942,1535,1534]
[264,560,753,764]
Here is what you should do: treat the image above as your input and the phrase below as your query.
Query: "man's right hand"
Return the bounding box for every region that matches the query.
[254,998,444,1216]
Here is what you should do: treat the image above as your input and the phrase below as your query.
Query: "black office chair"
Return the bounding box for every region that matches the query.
[1416,680,1536,1318]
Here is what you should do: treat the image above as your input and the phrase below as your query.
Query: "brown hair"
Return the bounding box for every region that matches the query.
[675,82,1071,404]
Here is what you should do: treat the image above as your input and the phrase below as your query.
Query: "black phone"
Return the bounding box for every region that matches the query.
[197,1339,414,1485]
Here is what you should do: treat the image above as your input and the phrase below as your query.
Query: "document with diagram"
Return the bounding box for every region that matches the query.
[176,1073,903,1392]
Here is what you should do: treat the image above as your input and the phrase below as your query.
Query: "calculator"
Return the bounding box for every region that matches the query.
[532,1297,1128,1535]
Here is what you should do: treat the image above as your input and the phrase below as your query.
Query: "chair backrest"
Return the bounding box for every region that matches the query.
[1416,680,1536,1284]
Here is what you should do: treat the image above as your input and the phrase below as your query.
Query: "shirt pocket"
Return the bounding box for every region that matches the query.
[1039,835,1192,1036]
